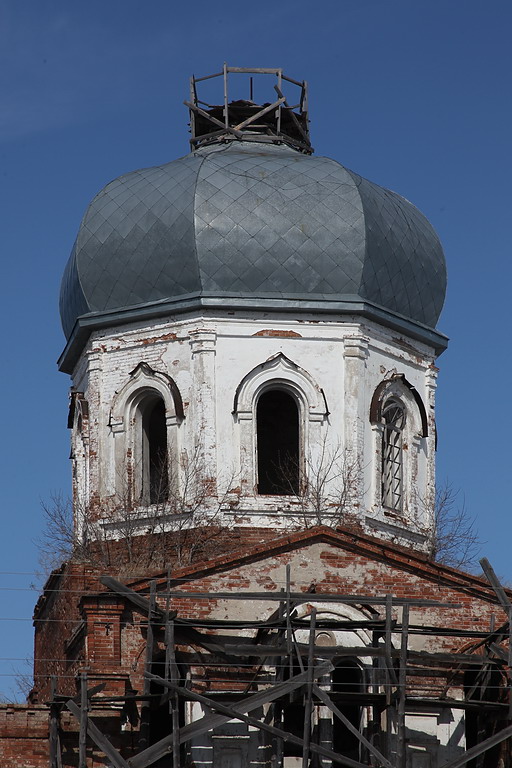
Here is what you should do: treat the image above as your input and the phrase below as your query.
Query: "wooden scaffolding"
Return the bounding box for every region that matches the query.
[48,558,512,768]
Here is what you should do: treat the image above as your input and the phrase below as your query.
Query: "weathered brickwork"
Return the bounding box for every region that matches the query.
[2,525,503,768]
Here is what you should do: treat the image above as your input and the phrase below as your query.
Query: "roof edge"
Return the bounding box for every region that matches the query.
[124,524,503,608]
[58,294,448,373]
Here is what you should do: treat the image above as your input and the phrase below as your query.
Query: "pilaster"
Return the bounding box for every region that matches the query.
[189,328,218,492]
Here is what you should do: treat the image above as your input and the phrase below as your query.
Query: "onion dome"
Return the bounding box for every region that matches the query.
[59,68,447,371]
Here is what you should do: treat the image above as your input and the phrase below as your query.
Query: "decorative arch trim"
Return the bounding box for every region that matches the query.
[369,374,428,437]
[110,361,184,427]
[232,353,327,421]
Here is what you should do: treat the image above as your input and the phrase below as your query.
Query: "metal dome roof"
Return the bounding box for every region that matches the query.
[59,141,447,369]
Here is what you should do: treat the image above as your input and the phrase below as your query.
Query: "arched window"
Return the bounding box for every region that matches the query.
[332,659,364,759]
[140,395,168,505]
[381,398,405,511]
[256,389,300,495]
[109,363,183,509]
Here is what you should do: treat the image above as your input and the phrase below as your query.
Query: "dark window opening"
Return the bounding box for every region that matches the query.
[257,389,299,495]
[142,398,168,504]
[332,660,363,759]
[282,661,307,756]
[464,668,503,768]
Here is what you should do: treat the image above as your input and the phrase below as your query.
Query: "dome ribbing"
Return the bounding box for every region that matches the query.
[60,141,446,344]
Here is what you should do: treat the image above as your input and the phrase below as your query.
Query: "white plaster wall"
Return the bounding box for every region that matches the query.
[67,310,439,550]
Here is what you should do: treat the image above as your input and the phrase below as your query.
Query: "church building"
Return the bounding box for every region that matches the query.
[1,67,511,768]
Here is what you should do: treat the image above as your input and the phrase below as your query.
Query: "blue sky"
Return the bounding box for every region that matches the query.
[0,0,511,699]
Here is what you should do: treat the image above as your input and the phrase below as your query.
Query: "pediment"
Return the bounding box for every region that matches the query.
[125,525,500,609]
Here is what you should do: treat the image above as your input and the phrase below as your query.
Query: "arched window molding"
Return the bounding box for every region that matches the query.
[233,354,327,497]
[283,603,373,760]
[108,362,184,506]
[233,353,327,421]
[370,375,427,517]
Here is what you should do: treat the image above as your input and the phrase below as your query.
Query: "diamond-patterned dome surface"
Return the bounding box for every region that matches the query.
[60,142,446,339]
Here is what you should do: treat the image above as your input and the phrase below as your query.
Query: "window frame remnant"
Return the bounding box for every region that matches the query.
[381,398,406,512]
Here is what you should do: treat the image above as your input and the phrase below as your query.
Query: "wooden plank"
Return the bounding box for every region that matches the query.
[385,594,398,686]
[273,590,286,768]
[313,684,393,768]
[53,682,106,703]
[172,617,496,639]
[384,594,394,757]
[438,721,512,768]
[276,70,282,133]
[139,580,156,752]
[273,85,309,142]
[176,626,245,661]
[183,100,243,138]
[176,640,495,666]
[285,564,292,658]
[192,70,224,83]
[140,670,372,768]
[99,575,174,620]
[223,62,229,129]
[397,605,409,768]
[478,558,512,719]
[131,662,333,768]
[233,98,286,131]
[405,696,507,711]
[79,672,87,768]
[302,608,316,768]
[227,67,281,75]
[166,617,180,768]
[281,72,304,87]
[168,590,460,607]
[66,700,131,768]
[479,558,512,612]
[49,676,61,768]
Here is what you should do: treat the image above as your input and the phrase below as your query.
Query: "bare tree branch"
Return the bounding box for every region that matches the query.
[277,438,362,530]
[37,449,240,576]
[428,482,482,570]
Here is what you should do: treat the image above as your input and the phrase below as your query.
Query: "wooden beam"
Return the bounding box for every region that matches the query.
[175,640,496,667]
[131,662,333,768]
[53,682,106,704]
[385,594,398,686]
[183,100,243,138]
[438,721,512,768]
[312,684,393,768]
[166,616,180,768]
[78,672,88,768]
[49,676,62,768]
[166,590,460,607]
[301,608,316,768]
[397,604,409,768]
[233,97,286,131]
[99,575,174,620]
[479,558,512,717]
[139,580,156,752]
[176,626,245,661]
[140,670,373,768]
[274,85,309,143]
[66,700,131,768]
[480,558,511,612]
